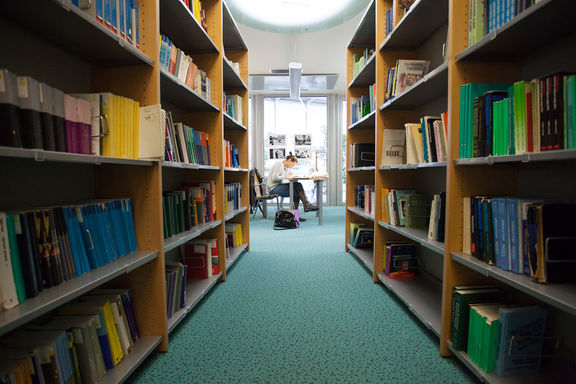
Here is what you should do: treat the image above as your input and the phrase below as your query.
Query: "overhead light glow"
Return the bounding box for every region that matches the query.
[226,0,371,33]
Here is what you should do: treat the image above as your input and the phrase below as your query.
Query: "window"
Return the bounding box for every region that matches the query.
[263,96,328,203]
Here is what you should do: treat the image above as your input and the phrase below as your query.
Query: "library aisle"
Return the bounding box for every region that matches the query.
[127,207,476,383]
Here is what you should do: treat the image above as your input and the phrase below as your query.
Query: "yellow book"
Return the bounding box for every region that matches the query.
[58,299,124,366]
[407,122,424,164]
[381,188,390,222]
[132,99,140,159]
[100,93,114,157]
[193,0,201,23]
[234,224,242,245]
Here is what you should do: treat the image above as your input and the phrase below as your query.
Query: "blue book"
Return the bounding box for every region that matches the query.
[420,118,429,162]
[115,200,130,256]
[495,306,547,376]
[133,0,140,47]
[68,207,93,274]
[125,0,133,43]
[491,198,502,269]
[118,0,125,37]
[499,198,509,271]
[507,198,519,273]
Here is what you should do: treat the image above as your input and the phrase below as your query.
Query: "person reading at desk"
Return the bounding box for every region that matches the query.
[267,153,319,217]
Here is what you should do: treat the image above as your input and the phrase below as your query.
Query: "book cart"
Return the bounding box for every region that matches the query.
[0,0,249,381]
[347,0,576,381]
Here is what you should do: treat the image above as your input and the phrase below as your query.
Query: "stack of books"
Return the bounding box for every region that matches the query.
[163,181,216,238]
[163,110,211,165]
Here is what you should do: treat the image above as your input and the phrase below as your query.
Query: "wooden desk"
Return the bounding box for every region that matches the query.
[286,177,328,225]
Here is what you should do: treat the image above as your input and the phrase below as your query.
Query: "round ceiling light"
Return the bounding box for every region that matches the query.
[226,0,371,33]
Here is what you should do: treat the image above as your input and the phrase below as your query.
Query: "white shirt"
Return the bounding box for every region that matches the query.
[267,160,289,190]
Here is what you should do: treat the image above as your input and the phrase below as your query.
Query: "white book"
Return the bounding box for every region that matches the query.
[381,129,405,166]
[428,194,439,241]
[174,123,189,163]
[138,104,164,160]
[0,213,18,310]
[405,123,418,164]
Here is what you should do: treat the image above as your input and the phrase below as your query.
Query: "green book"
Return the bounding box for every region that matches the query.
[493,99,502,156]
[460,83,511,158]
[6,214,27,303]
[513,81,527,154]
[450,288,503,351]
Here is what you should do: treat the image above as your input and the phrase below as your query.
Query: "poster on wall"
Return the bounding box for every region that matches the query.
[270,148,286,159]
[268,134,286,146]
[294,134,311,146]
[294,147,311,159]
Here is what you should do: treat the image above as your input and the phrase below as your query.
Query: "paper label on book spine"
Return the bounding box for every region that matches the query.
[75,208,84,223]
[17,77,29,98]
[194,245,204,253]
[39,84,44,104]
[13,215,22,235]
[73,328,84,344]
[0,71,5,93]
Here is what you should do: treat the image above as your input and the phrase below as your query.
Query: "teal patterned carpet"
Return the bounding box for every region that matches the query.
[127,207,477,383]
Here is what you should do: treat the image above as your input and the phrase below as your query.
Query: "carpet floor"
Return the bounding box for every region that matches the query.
[127,206,477,383]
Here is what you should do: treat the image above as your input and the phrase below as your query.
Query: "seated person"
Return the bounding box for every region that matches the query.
[267,153,319,214]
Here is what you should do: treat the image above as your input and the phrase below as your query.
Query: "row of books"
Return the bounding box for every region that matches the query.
[163,109,211,165]
[463,198,576,283]
[225,223,243,248]
[468,0,541,47]
[165,261,187,319]
[162,182,216,239]
[407,114,448,164]
[0,288,141,384]
[224,182,241,215]
[159,35,212,102]
[349,84,376,125]
[348,143,375,168]
[352,48,374,79]
[72,0,140,48]
[384,0,416,36]
[226,58,241,76]
[0,70,159,160]
[450,285,547,376]
[224,140,240,168]
[384,59,430,102]
[354,185,376,217]
[349,223,373,249]
[380,114,448,167]
[459,74,576,159]
[224,94,244,124]
[381,189,446,242]
[0,199,137,309]
[179,0,208,32]
[383,242,418,278]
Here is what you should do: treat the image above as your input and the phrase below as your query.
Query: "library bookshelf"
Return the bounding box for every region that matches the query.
[347,0,576,381]
[0,0,249,381]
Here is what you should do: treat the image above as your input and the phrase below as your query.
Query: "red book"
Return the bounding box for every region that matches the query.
[182,243,210,279]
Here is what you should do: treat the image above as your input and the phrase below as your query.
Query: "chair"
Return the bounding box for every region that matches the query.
[249,168,281,218]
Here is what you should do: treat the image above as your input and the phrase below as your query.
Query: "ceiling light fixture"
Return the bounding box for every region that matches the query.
[289,62,302,100]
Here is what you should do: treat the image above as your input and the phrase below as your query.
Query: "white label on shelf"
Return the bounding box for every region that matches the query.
[17,77,29,98]
[0,71,5,93]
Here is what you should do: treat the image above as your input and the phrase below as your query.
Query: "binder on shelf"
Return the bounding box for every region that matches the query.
[0,69,23,147]
[17,76,43,149]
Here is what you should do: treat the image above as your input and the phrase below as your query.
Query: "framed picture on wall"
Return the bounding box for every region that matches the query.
[270,148,286,159]
[269,134,286,146]
[294,134,311,146]
[295,147,311,159]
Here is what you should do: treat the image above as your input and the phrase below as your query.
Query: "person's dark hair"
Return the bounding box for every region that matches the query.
[285,152,298,163]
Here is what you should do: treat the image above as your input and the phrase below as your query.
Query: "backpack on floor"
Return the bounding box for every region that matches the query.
[273,209,299,230]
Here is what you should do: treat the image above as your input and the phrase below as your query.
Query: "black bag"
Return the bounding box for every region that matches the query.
[273,209,299,230]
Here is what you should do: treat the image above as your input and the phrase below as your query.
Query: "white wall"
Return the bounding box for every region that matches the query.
[238,11,364,94]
